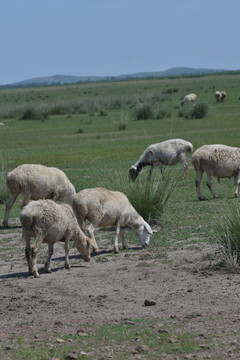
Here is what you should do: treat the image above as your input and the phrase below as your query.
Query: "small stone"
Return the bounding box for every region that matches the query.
[144,299,156,306]
[56,338,65,343]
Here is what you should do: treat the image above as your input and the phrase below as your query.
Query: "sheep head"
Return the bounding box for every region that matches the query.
[129,166,138,181]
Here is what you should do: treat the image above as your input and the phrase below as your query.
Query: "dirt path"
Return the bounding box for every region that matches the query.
[0,224,240,359]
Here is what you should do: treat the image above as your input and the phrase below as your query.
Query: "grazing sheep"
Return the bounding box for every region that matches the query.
[129,138,193,181]
[72,187,153,254]
[191,144,240,200]
[181,93,197,106]
[20,199,95,278]
[3,164,76,228]
[215,91,222,103]
[0,123,4,126]
[215,90,227,103]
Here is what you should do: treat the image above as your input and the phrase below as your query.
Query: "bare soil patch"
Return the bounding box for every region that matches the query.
[1,220,240,359]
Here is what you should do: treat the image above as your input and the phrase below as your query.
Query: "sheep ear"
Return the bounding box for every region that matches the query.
[86,237,97,248]
[144,222,153,234]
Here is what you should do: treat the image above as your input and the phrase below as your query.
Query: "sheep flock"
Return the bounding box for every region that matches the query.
[2,86,239,278]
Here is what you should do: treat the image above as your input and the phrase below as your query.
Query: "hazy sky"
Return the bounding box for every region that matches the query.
[1,0,239,85]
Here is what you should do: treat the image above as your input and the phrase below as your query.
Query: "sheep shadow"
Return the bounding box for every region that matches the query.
[0,263,89,280]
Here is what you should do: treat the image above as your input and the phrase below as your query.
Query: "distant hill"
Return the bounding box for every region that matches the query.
[3,67,232,88]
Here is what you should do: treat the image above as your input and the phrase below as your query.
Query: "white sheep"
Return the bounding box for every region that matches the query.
[72,187,153,254]
[20,199,96,278]
[3,164,76,228]
[191,144,240,200]
[215,91,227,103]
[181,93,197,106]
[215,91,222,103]
[129,138,193,181]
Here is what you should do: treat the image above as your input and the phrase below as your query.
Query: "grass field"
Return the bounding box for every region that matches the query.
[1,73,240,359]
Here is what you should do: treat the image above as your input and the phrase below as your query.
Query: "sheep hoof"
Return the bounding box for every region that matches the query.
[113,247,119,254]
[65,264,71,270]
[45,267,52,273]
[235,193,239,198]
[33,272,40,278]
[93,248,99,255]
[198,197,206,201]
[2,222,8,229]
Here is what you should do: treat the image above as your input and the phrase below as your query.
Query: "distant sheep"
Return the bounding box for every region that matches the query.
[3,164,76,228]
[0,123,4,126]
[129,138,193,181]
[215,90,227,103]
[191,144,240,200]
[20,199,95,278]
[72,187,153,254]
[181,93,197,106]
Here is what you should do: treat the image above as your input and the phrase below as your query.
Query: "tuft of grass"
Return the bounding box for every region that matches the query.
[178,101,208,119]
[86,168,176,225]
[135,101,153,120]
[211,203,240,268]
[0,165,9,203]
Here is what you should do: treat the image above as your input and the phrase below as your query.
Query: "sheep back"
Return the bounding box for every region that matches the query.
[145,139,193,166]
[191,144,240,178]
[7,164,76,203]
[20,199,77,243]
[73,187,137,227]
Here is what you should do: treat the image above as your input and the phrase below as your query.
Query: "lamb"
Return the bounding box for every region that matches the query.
[129,138,193,181]
[181,93,197,106]
[191,144,240,200]
[20,199,96,278]
[3,164,76,228]
[215,90,227,103]
[72,187,153,254]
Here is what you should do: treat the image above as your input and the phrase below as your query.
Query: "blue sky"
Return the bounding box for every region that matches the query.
[1,0,239,85]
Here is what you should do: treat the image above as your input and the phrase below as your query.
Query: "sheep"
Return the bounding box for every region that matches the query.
[191,144,240,200]
[20,199,96,278]
[181,93,197,106]
[3,164,76,228]
[0,122,4,126]
[215,90,227,103]
[220,91,227,102]
[72,187,153,254]
[129,138,193,181]
[215,91,222,103]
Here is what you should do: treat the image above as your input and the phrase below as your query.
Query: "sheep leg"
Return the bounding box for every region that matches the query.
[30,235,44,278]
[45,244,54,273]
[87,224,99,254]
[206,172,218,198]
[64,235,71,269]
[2,193,18,228]
[159,165,165,179]
[121,229,128,250]
[179,154,188,179]
[21,191,31,208]
[24,229,34,275]
[113,222,121,253]
[234,172,240,198]
[195,169,205,200]
[147,166,154,181]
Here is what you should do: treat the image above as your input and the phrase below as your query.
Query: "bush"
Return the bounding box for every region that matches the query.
[19,107,38,120]
[135,103,153,120]
[178,102,208,119]
[155,106,171,120]
[211,204,240,268]
[191,102,208,119]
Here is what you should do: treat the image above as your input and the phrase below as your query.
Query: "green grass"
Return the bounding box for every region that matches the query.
[1,318,215,360]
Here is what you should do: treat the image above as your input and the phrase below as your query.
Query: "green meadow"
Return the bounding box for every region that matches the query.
[0,73,240,225]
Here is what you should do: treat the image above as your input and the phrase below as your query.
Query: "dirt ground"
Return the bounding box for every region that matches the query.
[1,219,240,359]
